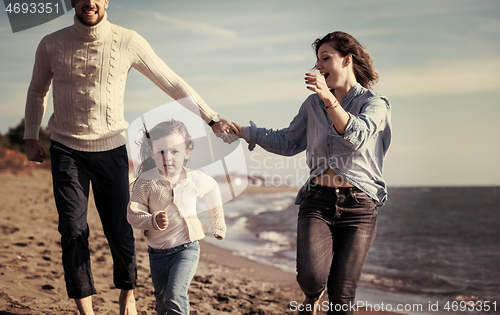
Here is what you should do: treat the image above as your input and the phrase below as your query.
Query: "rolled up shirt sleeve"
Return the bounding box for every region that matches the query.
[342,96,391,151]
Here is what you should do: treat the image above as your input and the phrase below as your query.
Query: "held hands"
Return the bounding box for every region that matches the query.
[305,72,338,105]
[231,122,243,138]
[25,139,46,163]
[155,211,169,229]
[211,118,240,144]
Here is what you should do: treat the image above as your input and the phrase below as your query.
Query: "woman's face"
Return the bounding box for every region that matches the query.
[315,43,349,90]
[151,133,190,177]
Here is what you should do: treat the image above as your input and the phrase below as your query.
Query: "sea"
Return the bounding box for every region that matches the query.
[198,186,500,315]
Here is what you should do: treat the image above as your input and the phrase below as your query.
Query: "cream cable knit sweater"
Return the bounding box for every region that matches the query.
[24,14,218,152]
[127,168,226,249]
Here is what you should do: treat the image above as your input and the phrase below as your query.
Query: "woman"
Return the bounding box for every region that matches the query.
[235,31,391,315]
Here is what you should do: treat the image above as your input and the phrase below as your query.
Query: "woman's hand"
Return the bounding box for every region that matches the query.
[305,73,338,106]
[305,72,350,134]
[232,122,243,138]
[211,118,240,144]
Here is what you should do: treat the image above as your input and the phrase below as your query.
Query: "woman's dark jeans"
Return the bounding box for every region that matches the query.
[296,184,377,315]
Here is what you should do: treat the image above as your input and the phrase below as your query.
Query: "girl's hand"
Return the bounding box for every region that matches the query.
[156,212,168,229]
[305,73,337,104]
[214,234,223,240]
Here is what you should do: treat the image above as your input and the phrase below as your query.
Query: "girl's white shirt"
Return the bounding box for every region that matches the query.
[127,167,226,249]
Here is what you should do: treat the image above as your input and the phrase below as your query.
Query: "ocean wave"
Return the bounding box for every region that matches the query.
[252,197,295,215]
[258,231,290,244]
[254,231,293,254]
[361,272,464,296]
[233,250,296,274]
[228,217,250,235]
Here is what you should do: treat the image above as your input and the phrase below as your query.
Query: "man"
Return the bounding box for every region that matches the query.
[23,0,236,314]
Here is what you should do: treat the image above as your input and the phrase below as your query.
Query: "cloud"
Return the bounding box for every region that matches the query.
[478,19,500,33]
[0,24,12,34]
[189,70,310,108]
[0,82,31,115]
[357,0,482,21]
[138,11,237,39]
[378,57,500,96]
[123,67,310,112]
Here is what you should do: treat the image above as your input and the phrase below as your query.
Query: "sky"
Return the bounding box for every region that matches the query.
[1,0,499,187]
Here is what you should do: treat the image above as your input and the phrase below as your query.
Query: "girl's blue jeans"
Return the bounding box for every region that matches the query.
[296,184,378,315]
[148,241,200,315]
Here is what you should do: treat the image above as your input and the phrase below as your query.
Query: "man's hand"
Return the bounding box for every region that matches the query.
[25,139,46,163]
[211,118,239,144]
[155,211,168,229]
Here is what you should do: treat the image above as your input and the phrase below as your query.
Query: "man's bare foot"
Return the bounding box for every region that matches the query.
[119,289,137,315]
[75,296,95,315]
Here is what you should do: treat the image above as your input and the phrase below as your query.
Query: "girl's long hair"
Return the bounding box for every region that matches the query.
[313,31,378,89]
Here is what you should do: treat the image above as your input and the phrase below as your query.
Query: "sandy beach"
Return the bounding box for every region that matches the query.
[0,162,400,314]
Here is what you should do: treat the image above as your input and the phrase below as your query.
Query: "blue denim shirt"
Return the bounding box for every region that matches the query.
[242,83,392,206]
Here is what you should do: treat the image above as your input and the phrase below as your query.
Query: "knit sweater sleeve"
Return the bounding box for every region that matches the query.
[199,174,227,239]
[24,36,53,140]
[128,31,218,124]
[127,178,164,232]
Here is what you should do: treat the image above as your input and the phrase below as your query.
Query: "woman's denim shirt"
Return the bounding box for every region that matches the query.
[242,83,392,206]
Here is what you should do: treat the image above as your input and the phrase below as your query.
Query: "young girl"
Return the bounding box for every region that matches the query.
[127,119,226,315]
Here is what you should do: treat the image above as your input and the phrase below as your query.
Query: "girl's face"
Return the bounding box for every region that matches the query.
[151,133,190,177]
[315,43,349,90]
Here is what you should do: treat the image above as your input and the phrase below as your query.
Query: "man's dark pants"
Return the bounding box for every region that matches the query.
[50,140,137,299]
